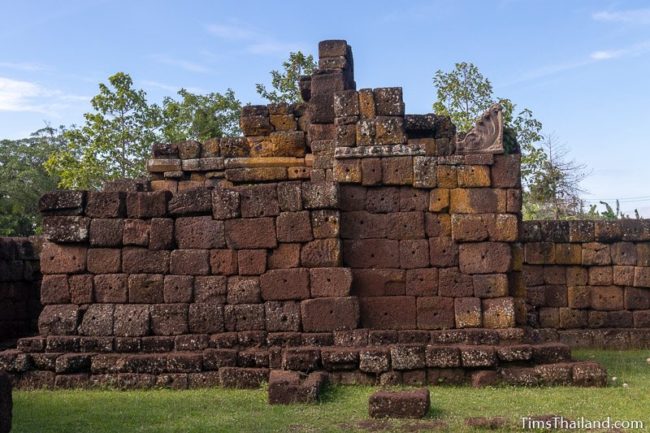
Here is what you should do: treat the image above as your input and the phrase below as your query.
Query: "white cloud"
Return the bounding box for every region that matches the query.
[206,23,257,41]
[149,54,211,73]
[589,41,650,61]
[0,76,88,116]
[502,40,650,87]
[593,8,650,24]
[206,22,307,56]
[0,62,49,72]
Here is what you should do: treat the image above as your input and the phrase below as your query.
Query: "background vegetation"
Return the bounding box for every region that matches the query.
[0,52,634,236]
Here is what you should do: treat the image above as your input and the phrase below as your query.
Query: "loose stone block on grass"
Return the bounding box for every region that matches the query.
[368,388,430,419]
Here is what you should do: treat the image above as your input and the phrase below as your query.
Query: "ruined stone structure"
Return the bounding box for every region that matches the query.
[0,40,609,389]
[522,220,650,348]
[0,237,41,347]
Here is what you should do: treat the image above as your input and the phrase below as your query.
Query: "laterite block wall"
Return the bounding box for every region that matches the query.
[523,220,650,348]
[0,40,609,389]
[0,237,41,346]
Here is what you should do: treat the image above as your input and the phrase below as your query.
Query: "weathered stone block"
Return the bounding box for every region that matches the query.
[40,242,86,274]
[260,269,310,301]
[416,296,455,330]
[225,218,277,249]
[265,301,301,332]
[122,219,150,246]
[343,239,399,268]
[212,188,240,220]
[163,275,193,303]
[301,239,341,267]
[79,304,114,336]
[193,276,227,303]
[438,267,474,297]
[591,286,624,311]
[128,274,164,303]
[267,243,301,269]
[122,248,169,274]
[38,305,79,335]
[300,297,359,332]
[174,216,225,249]
[454,297,482,328]
[43,216,89,243]
[224,304,265,331]
[237,250,266,276]
[369,388,430,419]
[126,191,169,218]
[188,303,224,334]
[359,296,416,329]
[89,218,124,247]
[93,274,128,303]
[373,87,404,116]
[39,190,85,215]
[459,242,511,274]
[168,188,212,215]
[482,297,515,328]
[382,157,413,185]
[310,268,352,297]
[151,304,188,336]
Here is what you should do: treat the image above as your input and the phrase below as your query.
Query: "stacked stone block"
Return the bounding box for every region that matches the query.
[0,39,608,389]
[0,237,41,345]
[523,220,650,348]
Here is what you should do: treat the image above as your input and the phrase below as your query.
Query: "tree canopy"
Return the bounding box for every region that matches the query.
[256,51,317,104]
[45,73,242,190]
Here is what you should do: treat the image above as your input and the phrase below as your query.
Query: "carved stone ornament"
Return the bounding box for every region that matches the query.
[456,104,504,154]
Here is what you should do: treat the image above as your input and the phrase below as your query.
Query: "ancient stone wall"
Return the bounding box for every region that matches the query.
[0,40,608,390]
[522,220,650,348]
[0,237,41,346]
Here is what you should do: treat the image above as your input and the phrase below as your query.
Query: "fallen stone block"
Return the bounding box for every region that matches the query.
[368,388,430,419]
[268,370,328,404]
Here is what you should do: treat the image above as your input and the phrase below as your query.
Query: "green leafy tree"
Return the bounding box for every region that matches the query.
[161,88,241,142]
[432,62,591,220]
[256,51,317,104]
[45,72,162,189]
[0,126,63,235]
[433,62,494,132]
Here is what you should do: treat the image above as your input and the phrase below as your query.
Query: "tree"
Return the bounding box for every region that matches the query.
[45,72,162,189]
[0,126,63,235]
[432,62,591,220]
[256,51,317,104]
[433,62,494,132]
[161,88,241,142]
[523,133,588,219]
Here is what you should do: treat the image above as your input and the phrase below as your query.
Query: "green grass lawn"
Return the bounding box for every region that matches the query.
[12,350,650,433]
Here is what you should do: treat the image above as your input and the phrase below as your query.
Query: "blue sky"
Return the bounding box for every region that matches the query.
[1,0,649,214]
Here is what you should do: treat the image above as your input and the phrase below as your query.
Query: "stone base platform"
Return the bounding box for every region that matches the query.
[0,328,607,390]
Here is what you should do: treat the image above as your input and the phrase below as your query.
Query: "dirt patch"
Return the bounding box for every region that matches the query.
[464,416,508,429]
[339,419,448,432]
